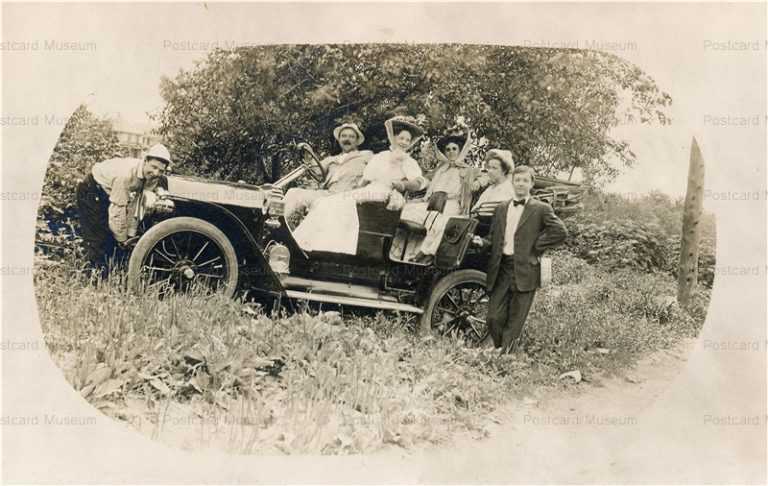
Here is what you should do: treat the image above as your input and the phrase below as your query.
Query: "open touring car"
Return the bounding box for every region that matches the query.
[125,145,583,344]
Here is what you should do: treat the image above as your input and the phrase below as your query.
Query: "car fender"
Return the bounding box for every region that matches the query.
[159,197,283,293]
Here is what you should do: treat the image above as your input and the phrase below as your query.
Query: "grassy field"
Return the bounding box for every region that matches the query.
[34,251,709,455]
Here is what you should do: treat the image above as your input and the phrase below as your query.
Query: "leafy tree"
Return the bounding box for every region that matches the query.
[37,104,123,257]
[155,45,671,185]
[474,47,671,181]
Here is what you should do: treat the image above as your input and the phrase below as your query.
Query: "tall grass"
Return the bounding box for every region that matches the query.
[34,252,708,454]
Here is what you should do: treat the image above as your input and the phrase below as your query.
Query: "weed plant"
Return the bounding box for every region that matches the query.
[34,252,708,454]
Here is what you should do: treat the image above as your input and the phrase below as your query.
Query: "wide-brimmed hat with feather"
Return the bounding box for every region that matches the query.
[384,116,424,151]
[435,126,472,167]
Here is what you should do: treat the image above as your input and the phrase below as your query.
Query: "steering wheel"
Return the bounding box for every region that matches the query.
[297,143,326,184]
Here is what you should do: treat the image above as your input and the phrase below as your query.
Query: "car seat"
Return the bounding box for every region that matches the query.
[392,191,449,261]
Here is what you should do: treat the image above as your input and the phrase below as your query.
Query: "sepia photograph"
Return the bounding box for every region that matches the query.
[2,1,765,484]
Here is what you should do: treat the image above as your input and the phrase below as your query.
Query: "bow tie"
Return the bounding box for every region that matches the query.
[513,199,526,207]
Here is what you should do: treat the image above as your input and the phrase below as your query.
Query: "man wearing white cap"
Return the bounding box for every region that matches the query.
[76,143,172,271]
[283,123,373,225]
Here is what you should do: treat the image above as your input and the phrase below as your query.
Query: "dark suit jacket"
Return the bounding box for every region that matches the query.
[480,198,568,292]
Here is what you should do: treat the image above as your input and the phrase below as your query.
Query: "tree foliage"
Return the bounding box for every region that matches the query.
[156,45,671,185]
[37,104,123,257]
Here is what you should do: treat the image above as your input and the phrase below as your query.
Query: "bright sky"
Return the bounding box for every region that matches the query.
[2,2,765,202]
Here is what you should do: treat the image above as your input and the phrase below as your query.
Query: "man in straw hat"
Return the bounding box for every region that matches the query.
[283,122,373,225]
[76,143,173,272]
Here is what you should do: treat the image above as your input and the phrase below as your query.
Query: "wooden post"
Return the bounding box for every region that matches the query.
[677,137,705,307]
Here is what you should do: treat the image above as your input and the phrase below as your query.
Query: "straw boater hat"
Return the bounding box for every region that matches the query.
[484,149,515,173]
[333,123,365,145]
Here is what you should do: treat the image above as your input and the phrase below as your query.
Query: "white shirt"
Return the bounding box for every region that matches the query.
[91,157,159,242]
[502,197,529,255]
[321,150,372,193]
[321,150,358,170]
[472,178,514,211]
[91,157,145,198]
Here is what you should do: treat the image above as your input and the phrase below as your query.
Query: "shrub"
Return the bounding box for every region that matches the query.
[527,268,705,376]
[562,190,716,288]
[550,250,591,285]
[563,217,669,273]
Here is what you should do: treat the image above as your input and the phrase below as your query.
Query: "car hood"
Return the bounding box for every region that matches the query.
[165,175,266,209]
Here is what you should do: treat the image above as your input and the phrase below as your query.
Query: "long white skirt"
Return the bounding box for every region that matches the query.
[292,182,391,254]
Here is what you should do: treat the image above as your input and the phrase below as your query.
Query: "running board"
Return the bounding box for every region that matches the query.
[280,275,382,300]
[284,290,424,314]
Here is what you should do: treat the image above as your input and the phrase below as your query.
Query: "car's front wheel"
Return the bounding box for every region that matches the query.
[420,269,490,346]
[127,217,239,297]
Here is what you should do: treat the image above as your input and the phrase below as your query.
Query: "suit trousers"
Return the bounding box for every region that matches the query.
[486,255,536,351]
[76,174,118,270]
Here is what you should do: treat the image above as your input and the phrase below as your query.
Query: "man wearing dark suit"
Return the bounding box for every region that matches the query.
[472,165,568,352]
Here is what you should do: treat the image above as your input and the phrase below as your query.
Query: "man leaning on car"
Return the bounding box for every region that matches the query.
[76,144,173,274]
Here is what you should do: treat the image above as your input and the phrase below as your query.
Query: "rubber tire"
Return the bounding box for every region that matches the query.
[420,269,488,337]
[127,217,239,298]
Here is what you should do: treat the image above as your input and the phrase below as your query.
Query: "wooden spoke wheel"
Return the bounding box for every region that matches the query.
[127,217,238,297]
[421,269,490,346]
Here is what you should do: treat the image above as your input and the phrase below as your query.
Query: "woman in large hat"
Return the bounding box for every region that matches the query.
[399,126,486,263]
[293,116,427,254]
[359,115,427,203]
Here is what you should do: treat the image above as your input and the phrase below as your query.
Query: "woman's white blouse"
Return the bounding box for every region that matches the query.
[362,150,426,190]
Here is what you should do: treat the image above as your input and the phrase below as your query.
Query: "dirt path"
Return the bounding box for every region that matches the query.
[140,340,691,458]
[50,336,761,484]
[114,338,761,483]
[355,338,700,483]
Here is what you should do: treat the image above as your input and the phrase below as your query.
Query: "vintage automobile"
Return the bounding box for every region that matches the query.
[126,145,583,345]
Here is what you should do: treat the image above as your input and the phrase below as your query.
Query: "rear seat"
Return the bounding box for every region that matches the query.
[470,201,503,238]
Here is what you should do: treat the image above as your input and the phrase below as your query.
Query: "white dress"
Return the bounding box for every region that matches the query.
[292,150,424,254]
[400,163,464,256]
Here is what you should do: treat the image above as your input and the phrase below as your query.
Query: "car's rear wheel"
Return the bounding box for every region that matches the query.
[420,269,490,346]
[127,217,238,297]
